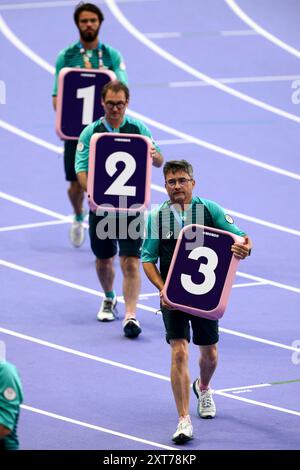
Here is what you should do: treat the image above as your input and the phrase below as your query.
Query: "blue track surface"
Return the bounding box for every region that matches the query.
[0,0,300,450]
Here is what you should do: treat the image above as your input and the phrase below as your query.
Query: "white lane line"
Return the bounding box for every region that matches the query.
[0,219,70,233]
[137,282,267,299]
[0,326,170,382]
[145,32,182,39]
[1,18,300,181]
[0,0,157,10]
[170,74,300,88]
[216,383,272,393]
[20,404,176,450]
[1,259,300,352]
[0,191,70,221]
[0,119,62,153]
[0,327,299,420]
[104,0,300,123]
[236,271,300,294]
[225,0,300,59]
[214,390,300,417]
[220,29,258,36]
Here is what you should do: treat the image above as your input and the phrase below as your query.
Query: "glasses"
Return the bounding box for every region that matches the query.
[104,101,127,110]
[165,177,193,187]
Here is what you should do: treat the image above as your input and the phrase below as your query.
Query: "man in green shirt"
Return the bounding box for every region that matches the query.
[142,160,252,444]
[76,80,163,338]
[0,357,23,450]
[52,2,128,248]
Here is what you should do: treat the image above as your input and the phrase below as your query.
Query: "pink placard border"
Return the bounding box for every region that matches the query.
[87,132,152,213]
[161,224,244,320]
[55,67,116,141]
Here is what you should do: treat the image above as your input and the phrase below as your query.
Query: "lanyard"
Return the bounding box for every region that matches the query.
[79,44,104,68]
[169,204,187,228]
[100,117,125,133]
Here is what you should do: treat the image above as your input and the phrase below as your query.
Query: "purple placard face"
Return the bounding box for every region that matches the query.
[89,134,151,211]
[165,225,237,314]
[58,69,114,139]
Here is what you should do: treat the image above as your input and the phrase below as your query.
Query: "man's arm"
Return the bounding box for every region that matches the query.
[150,147,164,168]
[143,262,164,291]
[52,96,57,111]
[76,172,88,191]
[231,235,252,260]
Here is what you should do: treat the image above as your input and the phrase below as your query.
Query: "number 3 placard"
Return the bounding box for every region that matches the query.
[162,225,244,319]
[87,133,152,212]
[56,68,116,140]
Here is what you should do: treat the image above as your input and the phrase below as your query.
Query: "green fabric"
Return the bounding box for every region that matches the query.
[52,41,128,96]
[75,115,161,174]
[142,196,246,269]
[0,361,23,450]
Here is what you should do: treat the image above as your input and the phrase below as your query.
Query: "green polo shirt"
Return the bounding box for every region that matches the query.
[75,115,161,174]
[142,197,246,280]
[52,41,128,96]
[0,361,23,450]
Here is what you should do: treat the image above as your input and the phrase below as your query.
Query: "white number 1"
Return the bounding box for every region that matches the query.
[76,85,95,125]
[181,247,218,295]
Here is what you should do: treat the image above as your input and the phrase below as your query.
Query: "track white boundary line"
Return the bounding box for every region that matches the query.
[0,327,299,419]
[1,17,300,181]
[214,390,300,417]
[0,0,157,10]
[1,259,299,351]
[225,0,300,59]
[104,0,300,124]
[0,219,70,232]
[20,404,176,450]
[170,74,300,88]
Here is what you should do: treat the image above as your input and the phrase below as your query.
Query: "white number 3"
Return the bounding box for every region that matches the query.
[181,247,218,295]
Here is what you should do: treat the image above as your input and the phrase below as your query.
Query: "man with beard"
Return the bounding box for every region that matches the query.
[52,2,128,248]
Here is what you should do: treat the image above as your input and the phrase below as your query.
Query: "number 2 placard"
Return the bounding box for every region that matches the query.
[56,68,116,140]
[162,225,243,320]
[87,133,152,212]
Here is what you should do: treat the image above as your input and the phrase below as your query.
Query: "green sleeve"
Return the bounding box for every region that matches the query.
[202,198,246,237]
[52,50,66,97]
[109,47,128,85]
[142,208,160,263]
[75,123,97,174]
[0,364,23,431]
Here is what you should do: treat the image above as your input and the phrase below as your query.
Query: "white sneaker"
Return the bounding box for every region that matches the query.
[172,417,193,444]
[122,317,142,338]
[97,298,117,322]
[193,379,216,419]
[70,219,85,248]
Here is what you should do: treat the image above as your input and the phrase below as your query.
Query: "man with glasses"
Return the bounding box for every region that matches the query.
[75,81,163,338]
[142,160,252,443]
[52,2,128,248]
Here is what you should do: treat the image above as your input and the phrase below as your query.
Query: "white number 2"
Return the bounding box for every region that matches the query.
[76,85,95,125]
[181,247,218,295]
[104,152,136,196]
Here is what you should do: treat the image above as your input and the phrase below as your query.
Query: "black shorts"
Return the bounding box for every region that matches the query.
[64,140,78,182]
[89,210,143,259]
[161,306,219,346]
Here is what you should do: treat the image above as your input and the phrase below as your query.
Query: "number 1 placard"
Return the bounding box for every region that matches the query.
[56,68,116,140]
[162,225,243,320]
[87,133,152,212]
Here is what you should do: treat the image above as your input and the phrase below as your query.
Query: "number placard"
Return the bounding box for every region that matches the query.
[162,225,244,319]
[87,133,152,212]
[56,68,116,140]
